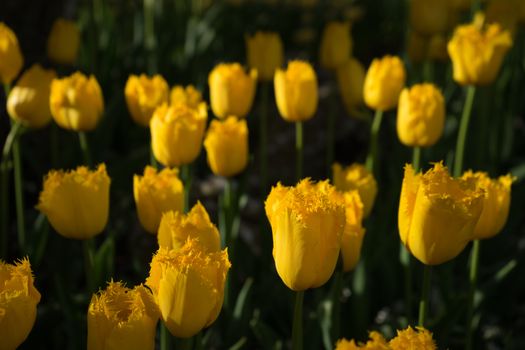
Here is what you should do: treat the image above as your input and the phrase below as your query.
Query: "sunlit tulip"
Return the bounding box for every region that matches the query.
[332,163,377,218]
[320,21,352,70]
[37,164,110,240]
[363,55,406,111]
[170,85,203,109]
[125,74,169,127]
[410,0,450,36]
[389,326,437,350]
[46,18,80,65]
[246,31,284,81]
[336,57,365,115]
[0,22,23,85]
[339,191,365,272]
[7,64,56,128]
[335,331,388,350]
[87,282,159,350]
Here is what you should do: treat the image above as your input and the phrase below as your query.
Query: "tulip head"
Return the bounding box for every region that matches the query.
[170,85,203,109]
[320,21,352,70]
[389,326,437,350]
[0,22,23,85]
[208,63,257,118]
[246,31,284,81]
[7,64,56,128]
[410,0,450,36]
[332,163,377,218]
[274,60,318,122]
[133,166,184,234]
[125,74,169,127]
[150,103,208,167]
[364,55,406,111]
[396,83,445,148]
[50,72,104,131]
[47,18,80,65]
[336,57,365,116]
[339,191,365,272]
[37,164,110,240]
[335,332,389,350]
[204,116,248,177]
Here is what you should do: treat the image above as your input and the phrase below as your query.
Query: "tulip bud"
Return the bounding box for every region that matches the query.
[363,55,406,111]
[389,326,437,350]
[37,164,110,240]
[125,74,169,127]
[339,191,365,272]
[133,166,184,234]
[7,64,56,128]
[170,85,203,109]
[87,282,159,350]
[46,18,80,65]
[0,259,41,350]
[396,83,445,148]
[50,72,104,131]
[410,0,450,36]
[265,179,345,291]
[146,240,230,338]
[208,63,257,118]
[320,21,352,70]
[0,22,23,85]
[398,163,484,265]
[336,57,365,116]
[150,102,207,167]
[246,31,284,81]
[274,60,318,122]
[204,116,248,177]
[448,13,512,86]
[332,163,377,218]
[158,201,220,252]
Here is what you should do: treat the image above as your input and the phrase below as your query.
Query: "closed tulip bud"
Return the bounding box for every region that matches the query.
[461,171,514,239]
[133,166,184,234]
[265,179,345,291]
[0,259,41,350]
[0,22,23,85]
[87,282,159,350]
[448,14,512,86]
[158,201,220,252]
[364,55,406,111]
[150,103,207,167]
[146,240,230,338]
[335,332,388,350]
[332,163,377,218]
[246,31,284,81]
[37,164,110,240]
[320,21,352,70]
[339,191,365,272]
[46,18,80,65]
[274,60,318,122]
[7,64,56,128]
[204,116,248,177]
[125,74,169,127]
[170,85,203,109]
[398,163,484,265]
[208,63,257,118]
[410,0,450,36]
[50,72,104,131]
[396,84,445,148]
[336,57,365,116]
[389,326,437,350]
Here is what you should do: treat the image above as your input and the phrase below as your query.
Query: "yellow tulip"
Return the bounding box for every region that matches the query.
[336,57,365,116]
[203,116,248,177]
[410,0,450,36]
[158,201,220,252]
[335,332,388,350]
[46,18,80,65]
[447,13,512,86]
[50,72,104,131]
[7,64,56,128]
[208,63,257,118]
[363,55,406,111]
[396,83,445,148]
[150,102,207,167]
[320,21,352,70]
[246,31,284,81]
[0,259,41,350]
[133,166,184,234]
[37,164,110,240]
[125,74,169,127]
[398,163,484,265]
[332,163,377,218]
[170,85,203,109]
[0,22,23,85]
[87,281,159,350]
[265,179,345,291]
[274,60,318,122]
[339,191,365,272]
[146,240,230,338]
[389,326,437,350]
[461,171,513,240]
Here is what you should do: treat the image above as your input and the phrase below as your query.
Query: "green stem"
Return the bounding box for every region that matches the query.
[418,265,432,327]
[331,267,343,344]
[453,86,476,178]
[12,138,26,254]
[365,110,384,174]
[412,147,421,173]
[400,245,412,325]
[292,290,304,350]
[176,336,193,350]
[83,239,96,294]
[78,132,93,167]
[260,82,269,194]
[181,164,192,213]
[465,240,481,350]
[295,122,303,181]
[160,322,171,350]
[221,177,234,310]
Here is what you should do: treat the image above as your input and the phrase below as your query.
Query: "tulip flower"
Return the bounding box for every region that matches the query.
[150,102,207,167]
[335,331,388,350]
[339,191,365,272]
[125,74,169,127]
[246,31,284,81]
[336,57,365,116]
[409,0,449,36]
[158,201,220,252]
[87,281,159,350]
[208,63,257,118]
[389,326,437,350]
[320,21,352,70]
[37,164,110,240]
[133,166,184,234]
[7,64,56,129]
[170,85,203,109]
[0,22,23,85]
[46,18,80,65]
[50,72,104,131]
[146,240,230,338]
[332,163,377,218]
[0,259,41,350]
[364,55,406,112]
